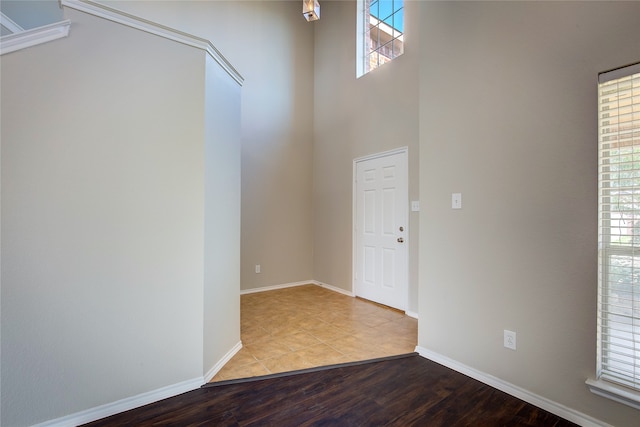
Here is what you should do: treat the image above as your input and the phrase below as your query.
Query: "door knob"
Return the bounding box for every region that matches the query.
[397,237,404,243]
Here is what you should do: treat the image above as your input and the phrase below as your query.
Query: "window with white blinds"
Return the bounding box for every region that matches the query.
[597,64,640,395]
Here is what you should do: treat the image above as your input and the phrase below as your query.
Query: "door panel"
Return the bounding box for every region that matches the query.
[354,150,408,310]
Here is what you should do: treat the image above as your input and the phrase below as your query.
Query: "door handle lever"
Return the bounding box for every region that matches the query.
[397,237,404,243]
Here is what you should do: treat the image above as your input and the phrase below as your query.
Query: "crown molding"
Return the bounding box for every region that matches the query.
[60,0,244,86]
[0,19,70,55]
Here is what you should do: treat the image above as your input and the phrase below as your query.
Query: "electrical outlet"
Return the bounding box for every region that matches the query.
[255,264,261,274]
[504,330,516,350]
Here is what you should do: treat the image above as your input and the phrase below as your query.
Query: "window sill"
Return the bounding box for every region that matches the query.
[586,378,640,411]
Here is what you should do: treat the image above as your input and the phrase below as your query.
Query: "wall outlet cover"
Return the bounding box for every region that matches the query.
[504,329,516,350]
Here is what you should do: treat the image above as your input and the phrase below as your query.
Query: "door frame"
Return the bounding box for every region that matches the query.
[352,146,409,310]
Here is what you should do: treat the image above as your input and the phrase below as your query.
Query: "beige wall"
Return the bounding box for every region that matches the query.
[0,6,241,425]
[313,1,420,311]
[102,1,316,291]
[418,2,640,426]
[6,0,640,425]
[203,54,242,375]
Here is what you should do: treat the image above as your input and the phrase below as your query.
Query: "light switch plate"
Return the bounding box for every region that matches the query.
[411,201,420,212]
[452,193,462,209]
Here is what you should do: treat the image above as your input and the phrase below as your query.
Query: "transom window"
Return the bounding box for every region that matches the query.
[357,0,404,77]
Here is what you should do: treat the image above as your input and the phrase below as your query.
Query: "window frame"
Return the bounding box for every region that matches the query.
[356,0,404,78]
[588,62,640,410]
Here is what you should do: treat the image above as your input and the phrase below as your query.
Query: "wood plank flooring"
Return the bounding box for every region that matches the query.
[83,354,578,426]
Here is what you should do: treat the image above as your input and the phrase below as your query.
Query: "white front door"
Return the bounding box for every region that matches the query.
[354,149,408,311]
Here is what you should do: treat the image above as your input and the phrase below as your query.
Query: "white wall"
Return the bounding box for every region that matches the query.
[418,2,640,426]
[1,6,241,425]
[312,0,420,311]
[101,1,316,291]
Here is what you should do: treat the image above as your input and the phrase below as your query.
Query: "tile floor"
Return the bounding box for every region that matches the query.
[210,284,418,382]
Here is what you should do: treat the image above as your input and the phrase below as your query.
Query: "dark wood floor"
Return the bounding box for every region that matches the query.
[83,354,578,426]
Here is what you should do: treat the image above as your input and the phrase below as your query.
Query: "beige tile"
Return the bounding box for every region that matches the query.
[375,317,418,335]
[269,326,303,339]
[297,318,332,332]
[209,284,417,383]
[327,316,367,334]
[211,361,270,382]
[357,314,393,328]
[227,347,258,367]
[245,339,292,361]
[308,324,351,342]
[278,330,322,351]
[261,352,314,374]
[327,335,370,355]
[241,324,271,344]
[349,347,392,360]
[296,343,350,366]
[351,325,383,341]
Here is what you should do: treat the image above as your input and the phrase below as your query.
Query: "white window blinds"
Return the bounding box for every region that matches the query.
[598,64,640,392]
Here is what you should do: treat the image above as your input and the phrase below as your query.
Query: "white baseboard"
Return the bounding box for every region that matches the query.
[414,346,611,427]
[33,376,204,427]
[34,342,243,427]
[311,280,355,297]
[240,280,316,295]
[204,341,242,383]
[240,280,356,297]
[405,310,419,319]
[241,281,420,318]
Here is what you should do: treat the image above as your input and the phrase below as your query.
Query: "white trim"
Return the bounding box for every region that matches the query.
[415,346,613,427]
[353,146,409,164]
[240,280,355,297]
[240,280,316,295]
[33,341,245,426]
[60,0,243,86]
[240,280,419,313]
[312,280,355,297]
[204,341,243,383]
[0,20,70,55]
[0,12,24,34]
[353,147,410,311]
[355,0,366,78]
[405,310,418,319]
[32,376,204,427]
[586,378,640,411]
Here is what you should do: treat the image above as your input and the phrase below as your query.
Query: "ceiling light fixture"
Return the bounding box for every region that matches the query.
[303,0,320,22]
